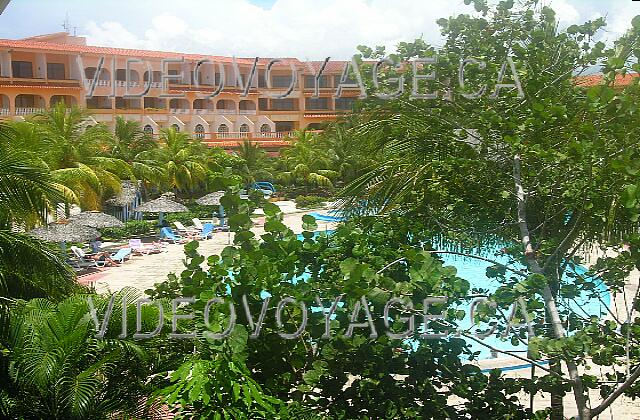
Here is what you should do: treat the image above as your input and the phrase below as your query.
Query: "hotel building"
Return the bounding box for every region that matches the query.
[0,32,358,149]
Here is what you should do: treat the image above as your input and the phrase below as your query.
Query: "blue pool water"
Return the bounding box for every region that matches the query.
[290,231,609,360]
[438,251,610,359]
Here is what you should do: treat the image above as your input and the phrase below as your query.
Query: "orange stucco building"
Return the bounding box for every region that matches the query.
[0,32,358,149]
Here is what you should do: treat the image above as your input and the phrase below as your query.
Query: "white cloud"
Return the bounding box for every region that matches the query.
[81,0,640,59]
[82,0,471,59]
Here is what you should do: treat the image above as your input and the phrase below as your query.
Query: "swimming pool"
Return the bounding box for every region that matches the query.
[292,232,609,360]
[438,250,610,359]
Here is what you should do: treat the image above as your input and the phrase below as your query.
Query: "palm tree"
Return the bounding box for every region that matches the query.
[0,128,76,301]
[236,139,273,184]
[138,128,208,195]
[276,130,338,188]
[103,117,164,190]
[13,103,133,210]
[3,291,159,419]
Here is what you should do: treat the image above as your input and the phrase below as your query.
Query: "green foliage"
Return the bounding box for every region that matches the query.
[294,195,326,209]
[99,220,156,241]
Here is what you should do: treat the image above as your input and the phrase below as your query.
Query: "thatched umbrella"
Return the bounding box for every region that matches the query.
[134,192,188,225]
[30,221,100,251]
[196,191,226,225]
[70,211,124,228]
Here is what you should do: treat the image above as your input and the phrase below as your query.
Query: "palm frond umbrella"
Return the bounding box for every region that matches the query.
[134,192,188,225]
[29,220,100,253]
[196,191,226,225]
[70,211,125,228]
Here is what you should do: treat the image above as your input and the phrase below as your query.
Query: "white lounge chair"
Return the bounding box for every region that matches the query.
[192,218,204,230]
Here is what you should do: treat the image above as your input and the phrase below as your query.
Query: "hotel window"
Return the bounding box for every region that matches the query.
[305,97,330,110]
[171,124,180,132]
[239,124,250,133]
[334,74,357,86]
[304,75,329,88]
[275,121,294,132]
[260,124,271,133]
[47,63,65,80]
[271,75,293,88]
[194,124,205,139]
[335,97,356,111]
[143,125,154,136]
[218,124,229,133]
[12,61,33,78]
[270,98,296,111]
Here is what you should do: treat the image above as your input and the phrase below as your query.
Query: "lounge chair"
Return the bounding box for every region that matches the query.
[200,223,215,239]
[69,246,103,268]
[192,218,204,230]
[174,221,198,234]
[160,227,185,243]
[110,248,131,263]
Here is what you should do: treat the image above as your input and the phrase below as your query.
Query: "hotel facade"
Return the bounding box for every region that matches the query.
[0,32,358,149]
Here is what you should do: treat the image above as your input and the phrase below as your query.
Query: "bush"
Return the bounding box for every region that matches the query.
[99,220,156,241]
[294,195,326,209]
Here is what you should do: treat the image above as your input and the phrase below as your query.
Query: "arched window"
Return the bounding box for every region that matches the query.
[239,124,250,133]
[171,124,180,132]
[260,124,271,133]
[194,124,205,139]
[143,124,154,135]
[217,124,229,133]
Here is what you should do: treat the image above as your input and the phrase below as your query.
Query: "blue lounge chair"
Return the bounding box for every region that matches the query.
[160,227,183,243]
[110,248,131,263]
[200,223,214,239]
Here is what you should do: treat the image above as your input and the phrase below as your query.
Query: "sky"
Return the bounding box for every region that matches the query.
[0,0,638,59]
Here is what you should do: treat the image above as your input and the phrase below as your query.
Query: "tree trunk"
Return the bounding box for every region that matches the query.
[550,358,564,420]
[513,155,591,420]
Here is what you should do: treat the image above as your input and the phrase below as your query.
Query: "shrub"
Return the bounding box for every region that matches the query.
[99,220,156,241]
[294,195,326,209]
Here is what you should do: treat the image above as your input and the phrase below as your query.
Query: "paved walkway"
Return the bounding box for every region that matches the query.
[90,206,336,294]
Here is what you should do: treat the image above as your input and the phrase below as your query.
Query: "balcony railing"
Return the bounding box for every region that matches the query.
[0,109,9,116]
[169,108,190,114]
[239,109,257,115]
[193,108,215,114]
[115,80,140,87]
[15,107,44,116]
[217,109,236,115]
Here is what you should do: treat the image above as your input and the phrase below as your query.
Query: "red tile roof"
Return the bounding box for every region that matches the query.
[0,38,257,65]
[575,73,639,87]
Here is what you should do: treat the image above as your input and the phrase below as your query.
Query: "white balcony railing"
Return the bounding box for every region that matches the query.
[194,108,214,114]
[96,80,110,87]
[0,109,9,116]
[15,107,44,116]
[239,109,257,115]
[216,109,236,115]
[115,81,140,87]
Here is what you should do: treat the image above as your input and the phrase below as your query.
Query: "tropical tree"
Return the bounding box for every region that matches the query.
[235,139,273,184]
[11,103,133,209]
[102,116,164,189]
[2,290,169,419]
[275,130,338,189]
[0,126,76,301]
[339,2,640,419]
[137,128,208,195]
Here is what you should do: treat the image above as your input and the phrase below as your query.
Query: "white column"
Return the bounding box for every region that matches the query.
[35,53,46,79]
[0,51,11,77]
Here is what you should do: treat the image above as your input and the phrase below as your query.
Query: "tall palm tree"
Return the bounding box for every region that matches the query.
[236,139,273,184]
[0,127,76,300]
[103,117,164,190]
[138,128,208,195]
[13,103,133,210]
[276,130,338,188]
